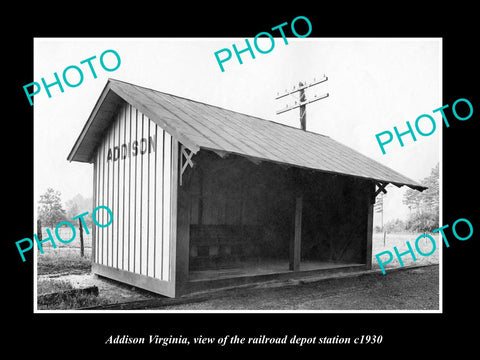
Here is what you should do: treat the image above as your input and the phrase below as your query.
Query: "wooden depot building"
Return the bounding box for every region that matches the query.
[67,79,425,298]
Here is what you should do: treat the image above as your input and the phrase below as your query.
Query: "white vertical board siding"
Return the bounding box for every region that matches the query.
[107,124,113,266]
[134,110,141,273]
[99,134,106,264]
[140,114,148,276]
[163,133,172,279]
[94,102,172,281]
[118,107,126,270]
[154,130,164,279]
[112,114,119,269]
[147,120,156,278]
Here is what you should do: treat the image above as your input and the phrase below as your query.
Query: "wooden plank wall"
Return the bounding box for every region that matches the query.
[188,152,291,228]
[301,172,370,264]
[186,152,294,269]
[94,102,172,282]
[185,151,370,268]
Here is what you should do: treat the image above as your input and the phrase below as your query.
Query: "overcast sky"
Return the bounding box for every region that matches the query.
[33,37,441,221]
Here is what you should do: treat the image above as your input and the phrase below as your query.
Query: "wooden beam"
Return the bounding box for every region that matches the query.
[92,263,174,297]
[173,140,190,296]
[289,196,302,271]
[175,187,190,296]
[91,161,97,264]
[198,168,204,225]
[38,286,99,305]
[365,184,374,270]
[375,181,388,197]
[180,145,194,186]
[245,155,262,166]
[212,149,229,158]
[181,145,194,168]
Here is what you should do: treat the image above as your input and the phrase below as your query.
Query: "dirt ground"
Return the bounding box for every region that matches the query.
[37,264,439,311]
[157,265,439,311]
[36,232,439,311]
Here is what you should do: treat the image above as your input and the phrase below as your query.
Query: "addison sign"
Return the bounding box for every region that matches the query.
[107,135,156,162]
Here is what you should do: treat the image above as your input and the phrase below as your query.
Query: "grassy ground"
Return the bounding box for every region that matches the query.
[36,226,100,309]
[37,277,73,293]
[37,249,91,275]
[36,225,92,274]
[37,277,111,310]
[36,247,105,310]
[371,232,440,272]
[37,277,107,310]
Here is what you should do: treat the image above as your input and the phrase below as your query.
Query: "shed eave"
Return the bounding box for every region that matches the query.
[198,146,426,191]
[67,81,122,163]
[68,79,202,163]
[67,78,426,192]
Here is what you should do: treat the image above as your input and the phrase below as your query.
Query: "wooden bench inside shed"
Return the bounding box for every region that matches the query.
[189,225,263,270]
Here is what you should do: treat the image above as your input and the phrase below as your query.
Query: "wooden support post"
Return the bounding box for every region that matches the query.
[198,167,204,225]
[78,218,85,258]
[36,219,42,242]
[176,186,190,294]
[91,161,97,264]
[174,141,190,296]
[289,196,302,271]
[365,184,374,270]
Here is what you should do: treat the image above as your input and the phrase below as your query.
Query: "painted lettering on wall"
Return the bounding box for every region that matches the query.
[23,49,122,106]
[107,135,156,162]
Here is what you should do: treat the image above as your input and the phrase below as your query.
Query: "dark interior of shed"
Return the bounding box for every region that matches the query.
[183,150,369,281]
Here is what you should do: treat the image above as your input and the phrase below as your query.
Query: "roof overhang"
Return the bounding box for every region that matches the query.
[67,82,124,163]
[68,80,200,163]
[68,79,427,192]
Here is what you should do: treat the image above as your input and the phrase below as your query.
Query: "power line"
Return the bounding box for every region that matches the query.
[275,75,329,130]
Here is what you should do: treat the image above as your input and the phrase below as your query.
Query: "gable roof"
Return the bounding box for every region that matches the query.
[68,78,425,191]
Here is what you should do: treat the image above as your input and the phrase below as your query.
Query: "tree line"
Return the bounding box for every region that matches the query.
[376,163,439,233]
[37,188,93,228]
[40,163,439,234]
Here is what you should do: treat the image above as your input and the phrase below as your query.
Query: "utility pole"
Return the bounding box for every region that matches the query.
[275,75,329,130]
[299,82,307,131]
[276,76,329,272]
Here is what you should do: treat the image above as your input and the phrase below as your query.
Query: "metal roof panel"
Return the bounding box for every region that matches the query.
[68,79,425,190]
